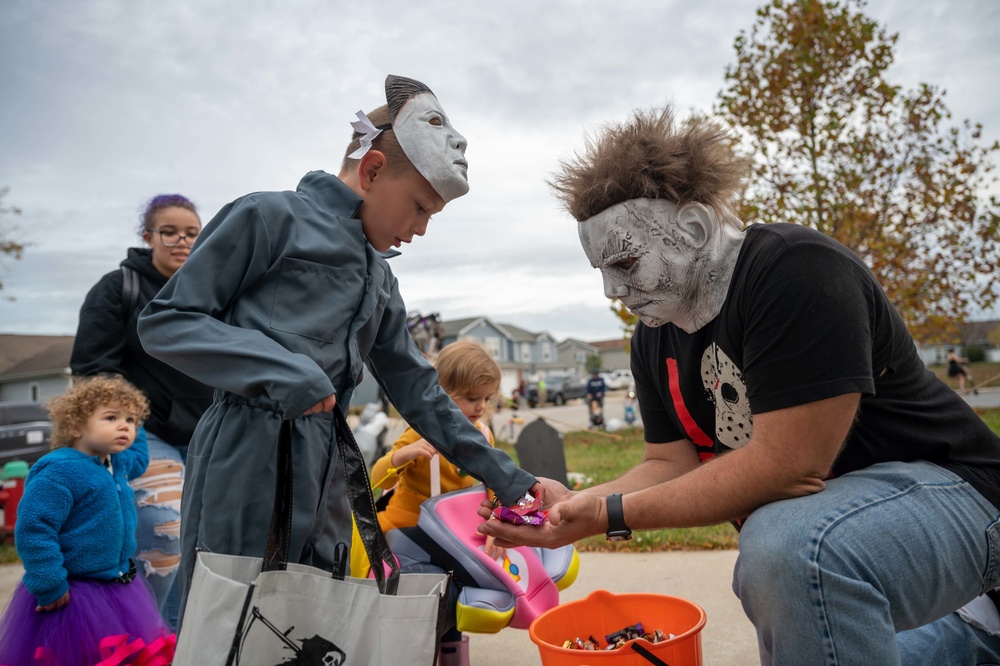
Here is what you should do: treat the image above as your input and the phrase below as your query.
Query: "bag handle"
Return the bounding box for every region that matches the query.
[332,405,400,595]
[262,412,400,596]
[263,420,294,572]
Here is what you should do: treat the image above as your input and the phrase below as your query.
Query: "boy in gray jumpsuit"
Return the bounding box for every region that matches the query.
[138,75,541,616]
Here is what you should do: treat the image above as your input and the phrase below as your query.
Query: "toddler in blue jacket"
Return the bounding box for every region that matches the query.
[0,375,175,665]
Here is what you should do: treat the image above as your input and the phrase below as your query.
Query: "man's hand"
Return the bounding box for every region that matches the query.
[36,591,70,612]
[478,491,604,549]
[303,394,337,416]
[476,477,573,522]
[476,477,584,549]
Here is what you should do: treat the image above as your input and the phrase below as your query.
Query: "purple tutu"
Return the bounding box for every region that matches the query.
[0,577,174,666]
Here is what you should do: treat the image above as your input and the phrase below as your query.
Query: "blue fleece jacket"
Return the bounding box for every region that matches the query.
[14,429,148,606]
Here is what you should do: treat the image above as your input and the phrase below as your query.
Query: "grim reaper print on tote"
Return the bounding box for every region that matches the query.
[236,606,346,666]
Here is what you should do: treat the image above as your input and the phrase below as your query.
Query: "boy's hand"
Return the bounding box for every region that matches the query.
[304,394,337,416]
[392,440,438,467]
[36,591,70,612]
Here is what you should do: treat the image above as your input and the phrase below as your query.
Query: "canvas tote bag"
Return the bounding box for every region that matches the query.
[173,408,451,665]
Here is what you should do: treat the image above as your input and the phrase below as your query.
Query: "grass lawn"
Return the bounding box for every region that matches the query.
[928,361,1000,391]
[498,407,1000,553]
[495,429,740,552]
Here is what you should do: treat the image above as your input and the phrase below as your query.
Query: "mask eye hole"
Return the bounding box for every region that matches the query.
[429,117,442,127]
[616,257,637,271]
[604,251,637,272]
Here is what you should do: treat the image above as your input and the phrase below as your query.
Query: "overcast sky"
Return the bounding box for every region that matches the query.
[2,0,998,343]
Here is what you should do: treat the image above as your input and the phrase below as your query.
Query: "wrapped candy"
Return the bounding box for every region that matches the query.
[491,491,548,526]
[562,622,673,650]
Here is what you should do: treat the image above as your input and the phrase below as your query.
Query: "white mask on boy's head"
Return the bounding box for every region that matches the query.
[385,74,469,203]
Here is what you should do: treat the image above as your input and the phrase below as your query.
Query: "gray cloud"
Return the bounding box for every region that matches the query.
[2,0,998,340]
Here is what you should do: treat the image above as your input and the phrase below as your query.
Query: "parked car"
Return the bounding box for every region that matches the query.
[526,375,587,407]
[0,401,51,468]
[601,369,634,391]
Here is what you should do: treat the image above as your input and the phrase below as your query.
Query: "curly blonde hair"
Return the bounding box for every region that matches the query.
[436,340,501,411]
[550,106,749,222]
[47,375,150,448]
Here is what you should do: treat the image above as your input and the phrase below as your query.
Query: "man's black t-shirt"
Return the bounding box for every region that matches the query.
[632,223,1000,510]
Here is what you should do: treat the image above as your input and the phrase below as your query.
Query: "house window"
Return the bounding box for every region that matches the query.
[542,343,552,362]
[484,336,502,360]
[30,383,39,402]
[520,343,531,362]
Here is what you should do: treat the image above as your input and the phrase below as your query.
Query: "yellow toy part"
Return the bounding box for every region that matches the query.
[554,547,580,592]
[455,587,517,634]
[349,515,371,579]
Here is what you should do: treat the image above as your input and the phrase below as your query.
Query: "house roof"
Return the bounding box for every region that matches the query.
[499,323,548,342]
[557,338,598,353]
[961,319,1000,345]
[587,337,629,351]
[915,319,1000,347]
[0,334,75,378]
[439,317,553,343]
[439,317,483,338]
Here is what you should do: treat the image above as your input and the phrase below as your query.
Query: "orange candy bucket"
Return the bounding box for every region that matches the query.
[529,590,706,665]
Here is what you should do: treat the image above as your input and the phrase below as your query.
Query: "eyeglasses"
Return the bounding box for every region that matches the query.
[153,229,200,247]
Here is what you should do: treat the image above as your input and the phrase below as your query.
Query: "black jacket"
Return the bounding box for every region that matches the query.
[70,247,213,446]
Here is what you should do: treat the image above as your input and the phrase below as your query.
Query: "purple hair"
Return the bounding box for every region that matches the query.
[137,194,199,234]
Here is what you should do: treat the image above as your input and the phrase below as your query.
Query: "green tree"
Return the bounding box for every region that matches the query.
[585,353,603,374]
[0,187,26,292]
[718,0,1000,340]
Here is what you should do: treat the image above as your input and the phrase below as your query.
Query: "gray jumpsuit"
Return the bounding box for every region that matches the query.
[138,171,535,608]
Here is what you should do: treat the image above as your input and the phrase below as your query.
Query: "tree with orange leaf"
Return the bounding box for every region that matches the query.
[718,0,1000,341]
[609,299,638,346]
[0,187,26,293]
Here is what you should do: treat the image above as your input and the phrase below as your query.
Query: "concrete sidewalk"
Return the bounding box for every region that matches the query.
[0,550,759,665]
[469,550,758,665]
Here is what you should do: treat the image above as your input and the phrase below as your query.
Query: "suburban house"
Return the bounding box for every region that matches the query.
[556,338,600,378]
[352,316,619,406]
[0,334,74,402]
[914,319,1000,365]
[438,316,562,397]
[588,337,631,374]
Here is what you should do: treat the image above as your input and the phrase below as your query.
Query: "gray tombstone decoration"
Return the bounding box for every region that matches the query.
[514,418,569,488]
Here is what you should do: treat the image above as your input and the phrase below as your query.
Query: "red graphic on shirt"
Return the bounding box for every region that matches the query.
[666,358,715,462]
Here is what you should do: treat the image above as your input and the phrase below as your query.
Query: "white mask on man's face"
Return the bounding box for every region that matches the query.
[393,93,469,203]
[579,199,700,329]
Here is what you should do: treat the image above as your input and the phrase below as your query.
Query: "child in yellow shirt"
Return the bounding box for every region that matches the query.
[371,340,501,542]
[370,340,503,665]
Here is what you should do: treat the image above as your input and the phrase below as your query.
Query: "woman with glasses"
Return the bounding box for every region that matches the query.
[69,194,214,630]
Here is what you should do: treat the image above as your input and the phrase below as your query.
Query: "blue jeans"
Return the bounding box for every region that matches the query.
[733,461,1000,665]
[131,431,185,630]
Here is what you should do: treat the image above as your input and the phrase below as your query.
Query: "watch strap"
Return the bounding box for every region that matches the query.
[606,492,631,540]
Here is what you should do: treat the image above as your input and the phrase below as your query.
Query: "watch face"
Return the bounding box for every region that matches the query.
[606,531,632,542]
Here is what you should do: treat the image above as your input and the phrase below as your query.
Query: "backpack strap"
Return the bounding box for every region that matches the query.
[120,266,140,321]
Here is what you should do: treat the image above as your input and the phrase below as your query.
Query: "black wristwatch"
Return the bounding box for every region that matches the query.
[605,493,632,542]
